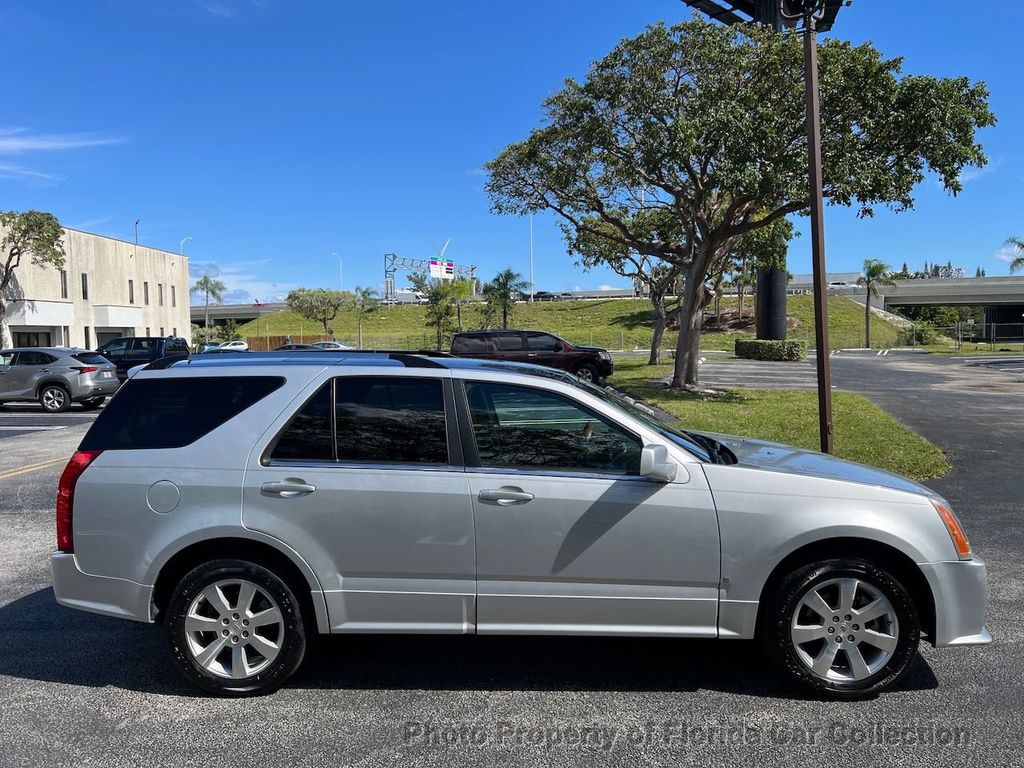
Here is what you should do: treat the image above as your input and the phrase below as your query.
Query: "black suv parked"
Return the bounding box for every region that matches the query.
[450,329,613,382]
[96,336,191,381]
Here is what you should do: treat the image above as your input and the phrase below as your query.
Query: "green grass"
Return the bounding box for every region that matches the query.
[612,359,949,481]
[236,294,898,351]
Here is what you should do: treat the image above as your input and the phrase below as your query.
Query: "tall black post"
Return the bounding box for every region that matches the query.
[802,10,834,453]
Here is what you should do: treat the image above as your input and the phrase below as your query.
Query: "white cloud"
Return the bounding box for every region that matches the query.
[0,163,64,183]
[994,245,1020,264]
[0,127,125,154]
[189,260,299,305]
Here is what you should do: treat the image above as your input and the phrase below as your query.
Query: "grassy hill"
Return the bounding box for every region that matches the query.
[236,294,898,351]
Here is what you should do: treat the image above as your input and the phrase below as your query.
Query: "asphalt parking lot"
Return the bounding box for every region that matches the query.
[1,354,1021,767]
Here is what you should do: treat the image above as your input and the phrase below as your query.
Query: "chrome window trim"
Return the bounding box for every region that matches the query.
[265,459,464,473]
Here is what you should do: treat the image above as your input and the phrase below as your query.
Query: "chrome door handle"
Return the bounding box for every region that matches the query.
[261,479,316,498]
[478,487,534,505]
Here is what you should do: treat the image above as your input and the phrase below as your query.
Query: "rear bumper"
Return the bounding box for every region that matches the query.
[75,379,119,399]
[51,552,153,623]
[920,556,992,647]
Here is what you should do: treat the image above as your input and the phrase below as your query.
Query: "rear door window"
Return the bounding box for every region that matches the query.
[451,335,489,354]
[100,339,129,357]
[269,383,334,461]
[526,332,562,351]
[335,377,448,465]
[80,376,284,450]
[493,332,524,352]
[72,353,111,366]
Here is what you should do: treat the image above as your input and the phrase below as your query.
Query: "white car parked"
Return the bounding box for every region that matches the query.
[218,340,250,351]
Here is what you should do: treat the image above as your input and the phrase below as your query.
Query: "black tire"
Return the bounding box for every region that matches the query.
[760,558,919,699]
[78,396,105,411]
[166,559,307,696]
[38,384,70,413]
[574,363,601,384]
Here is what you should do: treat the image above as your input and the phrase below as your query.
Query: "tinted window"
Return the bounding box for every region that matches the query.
[526,332,561,352]
[80,376,283,450]
[493,332,523,351]
[335,377,448,465]
[100,339,129,356]
[451,335,489,354]
[72,353,110,365]
[465,381,641,474]
[167,339,190,354]
[270,383,334,461]
[15,351,55,366]
[132,339,158,353]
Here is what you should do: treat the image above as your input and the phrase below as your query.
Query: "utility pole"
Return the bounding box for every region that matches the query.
[529,214,535,302]
[783,0,834,453]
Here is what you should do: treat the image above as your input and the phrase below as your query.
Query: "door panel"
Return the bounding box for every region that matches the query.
[469,471,720,635]
[460,379,721,636]
[242,374,476,633]
[243,465,475,632]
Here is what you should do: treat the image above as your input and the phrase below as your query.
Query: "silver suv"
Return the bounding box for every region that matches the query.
[51,352,989,697]
[0,347,118,412]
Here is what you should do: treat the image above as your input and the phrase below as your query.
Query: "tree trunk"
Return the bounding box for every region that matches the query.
[358,314,363,349]
[714,294,722,326]
[0,303,10,349]
[671,261,708,389]
[204,294,211,342]
[864,287,872,348]
[502,304,508,329]
[648,292,667,365]
[457,303,463,332]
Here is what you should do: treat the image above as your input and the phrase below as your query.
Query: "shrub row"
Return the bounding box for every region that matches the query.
[735,339,807,361]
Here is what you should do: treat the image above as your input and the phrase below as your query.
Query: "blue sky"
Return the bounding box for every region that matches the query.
[2,0,1021,304]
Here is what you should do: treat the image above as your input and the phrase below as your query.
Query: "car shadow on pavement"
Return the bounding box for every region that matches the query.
[1,589,939,699]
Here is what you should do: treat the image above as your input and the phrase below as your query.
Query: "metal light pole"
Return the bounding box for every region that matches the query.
[179,236,192,256]
[782,0,834,453]
[334,252,343,292]
[134,218,141,255]
[529,214,535,302]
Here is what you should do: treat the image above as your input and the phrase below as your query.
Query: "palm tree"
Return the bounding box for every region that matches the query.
[857,259,895,348]
[1005,236,1024,273]
[352,286,378,349]
[483,269,530,329]
[190,276,226,343]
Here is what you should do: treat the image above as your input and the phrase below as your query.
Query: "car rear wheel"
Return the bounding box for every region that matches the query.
[761,558,919,698]
[79,396,105,411]
[39,384,70,413]
[166,559,307,696]
[575,363,600,383]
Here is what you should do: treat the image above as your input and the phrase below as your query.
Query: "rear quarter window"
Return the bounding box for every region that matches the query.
[80,376,284,450]
[451,335,489,353]
[72,353,111,365]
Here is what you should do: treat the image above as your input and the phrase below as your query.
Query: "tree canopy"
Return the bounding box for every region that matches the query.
[486,16,994,387]
[1,210,65,348]
[286,287,351,337]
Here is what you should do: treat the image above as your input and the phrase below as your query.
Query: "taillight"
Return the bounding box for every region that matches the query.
[56,450,102,553]
[73,366,99,375]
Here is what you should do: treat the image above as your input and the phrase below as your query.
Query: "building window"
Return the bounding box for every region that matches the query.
[81,273,89,300]
[158,283,164,306]
[146,327,150,336]
[171,285,176,307]
[60,270,68,299]
[84,326,91,349]
[129,279,135,304]
[172,327,177,337]
[160,327,165,336]
[144,282,150,305]
[14,332,53,347]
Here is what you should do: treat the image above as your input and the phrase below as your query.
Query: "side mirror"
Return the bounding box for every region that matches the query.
[640,444,678,483]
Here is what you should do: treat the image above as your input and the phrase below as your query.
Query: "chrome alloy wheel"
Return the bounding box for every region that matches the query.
[184,579,285,679]
[790,577,899,682]
[41,387,67,411]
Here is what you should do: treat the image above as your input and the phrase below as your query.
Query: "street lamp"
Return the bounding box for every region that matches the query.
[134,218,140,255]
[180,236,192,256]
[529,214,535,302]
[333,252,343,291]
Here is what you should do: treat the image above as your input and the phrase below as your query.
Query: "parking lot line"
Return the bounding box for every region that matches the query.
[0,457,69,481]
[0,425,69,431]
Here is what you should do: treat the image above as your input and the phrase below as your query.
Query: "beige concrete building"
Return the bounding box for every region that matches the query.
[2,228,190,349]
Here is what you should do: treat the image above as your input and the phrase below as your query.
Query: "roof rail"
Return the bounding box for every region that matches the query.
[387,353,447,369]
[143,353,190,371]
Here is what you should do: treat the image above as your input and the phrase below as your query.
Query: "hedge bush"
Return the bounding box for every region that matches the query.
[735,339,807,361]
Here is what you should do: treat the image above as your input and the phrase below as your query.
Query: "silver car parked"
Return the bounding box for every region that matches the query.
[0,347,118,412]
[51,352,989,697]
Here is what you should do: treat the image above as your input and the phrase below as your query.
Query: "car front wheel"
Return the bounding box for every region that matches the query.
[166,559,307,696]
[575,363,600,383]
[762,558,919,698]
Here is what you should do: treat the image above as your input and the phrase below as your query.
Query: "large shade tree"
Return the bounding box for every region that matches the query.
[286,287,351,338]
[1,211,65,348]
[486,17,994,388]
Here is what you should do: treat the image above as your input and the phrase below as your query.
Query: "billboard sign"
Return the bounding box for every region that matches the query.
[429,259,455,280]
